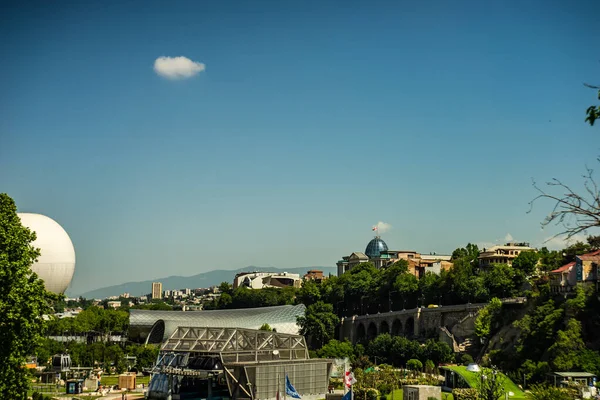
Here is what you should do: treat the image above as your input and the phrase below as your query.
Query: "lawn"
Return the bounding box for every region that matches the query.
[442,365,525,399]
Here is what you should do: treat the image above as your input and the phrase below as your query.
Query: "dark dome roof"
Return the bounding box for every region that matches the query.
[365,237,388,258]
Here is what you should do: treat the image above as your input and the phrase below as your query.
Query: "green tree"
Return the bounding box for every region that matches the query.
[0,194,55,398]
[451,243,480,264]
[297,301,339,348]
[477,368,506,400]
[482,264,516,298]
[537,247,563,272]
[296,279,321,307]
[418,272,442,306]
[259,323,272,331]
[317,339,355,359]
[587,234,600,250]
[422,339,454,365]
[474,298,502,339]
[394,273,418,308]
[424,359,435,374]
[548,319,585,371]
[218,281,232,295]
[511,251,540,276]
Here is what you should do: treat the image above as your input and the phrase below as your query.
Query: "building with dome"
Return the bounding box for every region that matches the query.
[337,235,452,278]
[17,213,76,294]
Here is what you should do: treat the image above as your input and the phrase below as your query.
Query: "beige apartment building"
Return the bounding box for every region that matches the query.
[478,242,536,267]
[151,282,163,299]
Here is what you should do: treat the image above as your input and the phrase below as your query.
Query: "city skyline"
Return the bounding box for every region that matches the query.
[2,0,599,295]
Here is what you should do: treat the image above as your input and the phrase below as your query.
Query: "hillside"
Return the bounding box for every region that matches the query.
[71,266,336,299]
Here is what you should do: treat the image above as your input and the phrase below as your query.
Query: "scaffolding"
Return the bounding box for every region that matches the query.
[147,327,330,400]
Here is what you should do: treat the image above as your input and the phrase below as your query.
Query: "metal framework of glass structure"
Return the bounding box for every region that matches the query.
[147,327,332,400]
[365,236,388,258]
[129,304,306,344]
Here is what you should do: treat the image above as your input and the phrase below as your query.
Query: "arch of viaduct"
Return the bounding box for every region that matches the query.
[339,303,487,344]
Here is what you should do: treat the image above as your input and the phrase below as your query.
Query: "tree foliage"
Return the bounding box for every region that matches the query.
[585,83,600,126]
[474,298,502,339]
[46,306,129,335]
[365,334,453,367]
[259,323,272,331]
[477,367,506,400]
[511,251,540,276]
[526,384,572,400]
[316,339,355,359]
[0,194,55,398]
[296,301,339,348]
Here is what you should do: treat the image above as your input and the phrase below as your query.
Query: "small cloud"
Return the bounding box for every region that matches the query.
[373,221,392,234]
[504,233,514,242]
[154,56,206,80]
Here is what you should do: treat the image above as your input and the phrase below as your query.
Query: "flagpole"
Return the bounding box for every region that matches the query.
[284,367,287,400]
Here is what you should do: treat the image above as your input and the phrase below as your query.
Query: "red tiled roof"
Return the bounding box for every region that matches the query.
[577,255,600,262]
[550,262,575,274]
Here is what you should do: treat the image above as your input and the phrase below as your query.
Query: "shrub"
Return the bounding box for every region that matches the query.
[425,359,436,373]
[452,388,478,400]
[366,388,379,400]
[526,384,573,400]
[377,382,392,395]
[407,359,423,371]
[461,354,474,365]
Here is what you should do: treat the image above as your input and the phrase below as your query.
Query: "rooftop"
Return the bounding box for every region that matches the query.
[550,372,596,378]
[550,262,575,274]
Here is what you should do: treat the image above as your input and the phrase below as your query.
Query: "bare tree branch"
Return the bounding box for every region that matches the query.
[528,161,600,242]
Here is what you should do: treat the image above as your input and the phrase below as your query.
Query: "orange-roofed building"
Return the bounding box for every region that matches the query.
[549,250,600,293]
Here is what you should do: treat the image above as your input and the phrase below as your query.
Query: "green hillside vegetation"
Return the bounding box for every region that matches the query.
[443,365,525,399]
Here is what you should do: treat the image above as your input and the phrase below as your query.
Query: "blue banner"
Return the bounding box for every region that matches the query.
[286,374,302,399]
[342,390,352,400]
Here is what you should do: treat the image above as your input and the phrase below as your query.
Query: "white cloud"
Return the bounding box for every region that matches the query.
[154,56,206,80]
[504,233,514,242]
[373,221,392,234]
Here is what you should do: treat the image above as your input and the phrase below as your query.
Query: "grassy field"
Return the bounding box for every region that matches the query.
[442,365,525,399]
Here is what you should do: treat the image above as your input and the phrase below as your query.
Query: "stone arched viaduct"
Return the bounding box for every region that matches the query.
[339,303,486,344]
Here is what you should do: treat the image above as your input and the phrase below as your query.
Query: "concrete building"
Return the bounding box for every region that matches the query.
[107,301,121,309]
[478,242,536,267]
[403,385,441,400]
[152,282,163,300]
[303,269,325,281]
[337,236,452,277]
[232,271,302,289]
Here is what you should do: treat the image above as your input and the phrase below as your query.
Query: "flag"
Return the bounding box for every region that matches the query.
[344,371,357,388]
[285,374,301,399]
[372,226,378,231]
[342,390,352,400]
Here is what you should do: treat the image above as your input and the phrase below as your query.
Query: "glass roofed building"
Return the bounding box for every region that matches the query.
[129,304,306,344]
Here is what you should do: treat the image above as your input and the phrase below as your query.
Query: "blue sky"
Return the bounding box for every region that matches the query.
[1,0,599,295]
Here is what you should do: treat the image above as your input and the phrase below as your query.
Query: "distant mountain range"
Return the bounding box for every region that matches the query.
[72,266,336,299]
